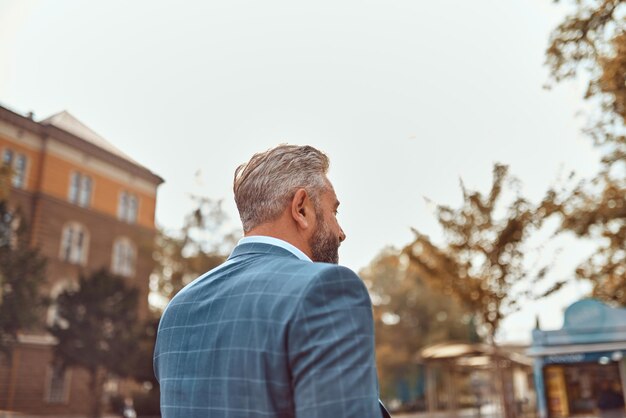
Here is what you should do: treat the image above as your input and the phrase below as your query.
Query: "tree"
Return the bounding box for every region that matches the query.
[0,166,47,356]
[544,0,626,305]
[152,196,239,302]
[400,165,556,418]
[402,164,546,344]
[539,174,626,304]
[361,248,479,401]
[126,315,161,417]
[547,0,626,164]
[48,269,141,418]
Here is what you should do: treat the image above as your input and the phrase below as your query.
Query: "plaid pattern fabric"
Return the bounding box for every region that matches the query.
[154,242,388,418]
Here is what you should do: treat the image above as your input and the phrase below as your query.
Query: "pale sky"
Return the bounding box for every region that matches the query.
[0,0,602,342]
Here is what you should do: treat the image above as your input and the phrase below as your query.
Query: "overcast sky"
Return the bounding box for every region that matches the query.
[0,0,603,342]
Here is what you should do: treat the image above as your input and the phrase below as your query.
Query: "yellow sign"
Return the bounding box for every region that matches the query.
[545,366,569,417]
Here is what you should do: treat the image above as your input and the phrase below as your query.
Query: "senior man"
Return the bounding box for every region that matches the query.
[155,144,390,417]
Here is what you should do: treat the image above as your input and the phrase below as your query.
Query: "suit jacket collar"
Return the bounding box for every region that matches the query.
[228,242,300,261]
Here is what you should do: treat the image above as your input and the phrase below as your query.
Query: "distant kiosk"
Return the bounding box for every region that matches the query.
[417,342,534,418]
[529,299,626,418]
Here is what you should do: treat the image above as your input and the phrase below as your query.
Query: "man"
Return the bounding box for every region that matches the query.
[154,145,390,417]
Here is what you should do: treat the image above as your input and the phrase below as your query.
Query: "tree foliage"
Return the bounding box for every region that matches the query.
[545,0,626,304]
[547,0,626,163]
[152,196,239,302]
[402,165,546,343]
[48,269,141,418]
[539,173,626,304]
[361,248,480,399]
[0,166,47,356]
[126,315,161,417]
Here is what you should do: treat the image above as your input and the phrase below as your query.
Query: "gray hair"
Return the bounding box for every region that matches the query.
[233,145,330,232]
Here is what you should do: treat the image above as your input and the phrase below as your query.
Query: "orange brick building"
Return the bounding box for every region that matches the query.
[0,104,163,416]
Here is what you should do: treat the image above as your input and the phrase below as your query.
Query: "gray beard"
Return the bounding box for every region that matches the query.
[309,216,340,264]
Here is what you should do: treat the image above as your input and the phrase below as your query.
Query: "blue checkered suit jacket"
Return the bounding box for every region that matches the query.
[154,242,389,417]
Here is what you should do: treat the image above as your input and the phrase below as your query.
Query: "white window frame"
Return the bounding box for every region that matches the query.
[46,280,76,327]
[2,148,28,189]
[68,171,93,207]
[78,175,92,207]
[59,222,89,265]
[12,153,27,188]
[0,206,20,249]
[127,194,138,223]
[117,191,127,220]
[118,191,139,224]
[111,237,136,278]
[44,364,72,404]
[2,148,13,166]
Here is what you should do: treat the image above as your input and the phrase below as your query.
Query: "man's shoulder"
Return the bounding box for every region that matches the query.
[165,255,364,315]
[269,259,361,287]
[297,263,369,301]
[263,262,371,320]
[303,262,361,284]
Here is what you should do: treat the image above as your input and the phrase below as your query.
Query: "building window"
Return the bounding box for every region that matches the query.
[112,237,136,277]
[46,281,75,328]
[118,191,138,224]
[0,207,20,248]
[68,172,92,207]
[45,364,71,404]
[2,148,28,189]
[2,149,12,166]
[60,223,89,265]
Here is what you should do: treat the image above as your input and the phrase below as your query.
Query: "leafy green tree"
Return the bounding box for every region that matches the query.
[48,269,141,418]
[544,0,626,305]
[361,248,479,401]
[0,166,47,356]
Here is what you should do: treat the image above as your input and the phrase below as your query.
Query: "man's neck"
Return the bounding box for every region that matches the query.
[238,236,312,262]
[246,221,312,260]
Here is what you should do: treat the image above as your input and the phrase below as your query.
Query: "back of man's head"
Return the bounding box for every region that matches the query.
[233,145,329,232]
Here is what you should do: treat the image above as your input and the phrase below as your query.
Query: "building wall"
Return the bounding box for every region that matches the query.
[0,121,44,192]
[0,109,162,416]
[0,341,94,416]
[34,195,155,318]
[0,121,158,230]
[38,143,157,229]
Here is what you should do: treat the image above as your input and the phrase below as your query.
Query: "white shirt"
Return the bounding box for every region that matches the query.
[237,236,312,262]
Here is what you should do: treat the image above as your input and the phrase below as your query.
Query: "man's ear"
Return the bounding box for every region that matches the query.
[291,188,313,230]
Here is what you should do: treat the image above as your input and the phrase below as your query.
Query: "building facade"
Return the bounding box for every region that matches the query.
[529,299,626,418]
[0,105,163,416]
[418,342,536,418]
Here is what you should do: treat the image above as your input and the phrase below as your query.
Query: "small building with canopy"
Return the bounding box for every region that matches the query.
[529,299,626,418]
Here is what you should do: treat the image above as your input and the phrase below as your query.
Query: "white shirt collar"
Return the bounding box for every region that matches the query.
[237,236,312,262]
